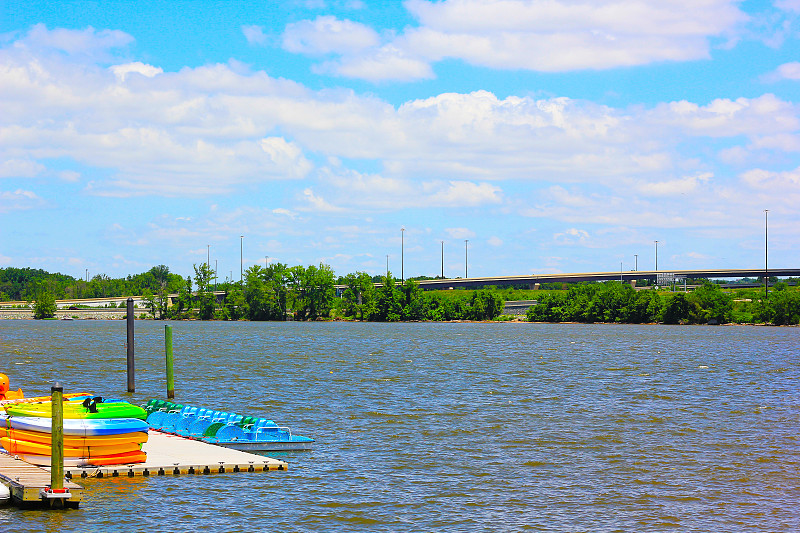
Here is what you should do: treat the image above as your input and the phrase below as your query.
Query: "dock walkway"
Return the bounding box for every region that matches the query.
[65,431,289,479]
[0,452,83,507]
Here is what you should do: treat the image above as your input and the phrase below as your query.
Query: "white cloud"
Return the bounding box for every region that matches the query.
[110,62,163,81]
[0,158,45,178]
[316,45,434,81]
[282,16,379,55]
[635,172,712,196]
[487,236,503,247]
[19,23,133,59]
[554,228,590,245]
[283,0,748,81]
[740,166,800,188]
[300,187,346,213]
[775,0,800,12]
[445,227,475,239]
[0,188,45,212]
[242,25,267,46]
[317,167,501,209]
[272,207,297,218]
[763,61,800,82]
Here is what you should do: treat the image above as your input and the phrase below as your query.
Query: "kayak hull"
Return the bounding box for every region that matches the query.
[5,401,147,420]
[2,414,149,436]
[1,427,148,447]
[16,450,147,467]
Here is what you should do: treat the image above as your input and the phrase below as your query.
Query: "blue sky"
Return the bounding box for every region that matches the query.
[1,0,799,281]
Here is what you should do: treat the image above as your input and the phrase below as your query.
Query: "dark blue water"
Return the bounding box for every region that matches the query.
[1,320,799,532]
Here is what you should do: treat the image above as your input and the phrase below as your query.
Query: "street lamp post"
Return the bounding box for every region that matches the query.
[207,244,210,268]
[240,235,244,283]
[464,240,469,278]
[441,240,444,278]
[634,254,638,272]
[386,255,389,277]
[654,240,659,271]
[214,259,217,291]
[401,227,405,283]
[765,209,769,298]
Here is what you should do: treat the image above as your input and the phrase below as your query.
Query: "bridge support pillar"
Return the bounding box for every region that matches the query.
[629,280,637,289]
[529,283,540,290]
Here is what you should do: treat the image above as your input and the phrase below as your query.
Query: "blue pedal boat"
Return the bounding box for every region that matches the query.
[143,399,314,451]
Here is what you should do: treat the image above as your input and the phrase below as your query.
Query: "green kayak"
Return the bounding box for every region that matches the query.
[4,397,147,420]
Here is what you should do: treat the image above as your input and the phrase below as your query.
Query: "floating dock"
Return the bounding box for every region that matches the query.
[64,431,288,479]
[0,451,83,508]
[0,432,288,508]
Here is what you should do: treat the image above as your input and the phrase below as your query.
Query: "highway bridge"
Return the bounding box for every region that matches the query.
[409,268,800,290]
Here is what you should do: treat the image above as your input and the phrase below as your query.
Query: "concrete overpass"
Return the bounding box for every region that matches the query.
[409,268,800,290]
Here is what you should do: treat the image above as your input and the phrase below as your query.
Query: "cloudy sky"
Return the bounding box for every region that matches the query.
[1,0,798,281]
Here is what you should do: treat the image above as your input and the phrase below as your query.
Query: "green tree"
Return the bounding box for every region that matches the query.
[170,277,194,319]
[372,273,404,322]
[687,283,733,324]
[661,293,690,324]
[244,264,288,320]
[223,283,247,320]
[33,290,57,319]
[402,280,425,320]
[342,272,376,320]
[470,290,504,320]
[193,263,216,320]
[288,263,335,320]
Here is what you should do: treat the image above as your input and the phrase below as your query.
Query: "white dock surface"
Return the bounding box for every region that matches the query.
[64,431,288,479]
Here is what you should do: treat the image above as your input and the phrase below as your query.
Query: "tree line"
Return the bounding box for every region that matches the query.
[6,265,799,325]
[0,266,184,302]
[526,281,800,325]
[141,263,504,322]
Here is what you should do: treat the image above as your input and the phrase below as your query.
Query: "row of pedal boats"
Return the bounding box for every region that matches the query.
[0,394,313,468]
[143,400,314,451]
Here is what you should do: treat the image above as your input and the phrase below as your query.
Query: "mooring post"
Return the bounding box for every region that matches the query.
[165,324,174,399]
[50,383,64,492]
[126,297,135,392]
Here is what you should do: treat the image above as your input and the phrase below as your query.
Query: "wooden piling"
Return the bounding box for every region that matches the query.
[126,297,135,392]
[50,383,64,492]
[165,324,174,399]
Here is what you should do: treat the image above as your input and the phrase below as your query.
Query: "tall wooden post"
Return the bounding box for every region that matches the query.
[165,325,174,399]
[126,297,135,392]
[50,383,64,491]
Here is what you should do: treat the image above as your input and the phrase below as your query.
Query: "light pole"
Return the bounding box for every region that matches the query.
[214,259,217,291]
[240,235,244,283]
[207,244,210,268]
[620,261,623,283]
[85,269,88,282]
[765,209,769,298]
[265,256,269,268]
[654,240,659,271]
[464,239,469,278]
[401,227,405,283]
[634,254,638,272]
[386,255,389,277]
[441,240,444,278]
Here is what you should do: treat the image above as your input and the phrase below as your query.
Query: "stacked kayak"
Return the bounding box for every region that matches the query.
[144,399,314,451]
[1,395,149,467]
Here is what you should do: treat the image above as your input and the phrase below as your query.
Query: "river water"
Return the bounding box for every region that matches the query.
[0,320,798,532]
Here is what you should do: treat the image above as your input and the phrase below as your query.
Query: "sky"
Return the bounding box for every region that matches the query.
[1,0,799,281]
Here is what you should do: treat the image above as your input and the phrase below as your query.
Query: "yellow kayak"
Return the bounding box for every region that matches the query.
[1,426,148,447]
